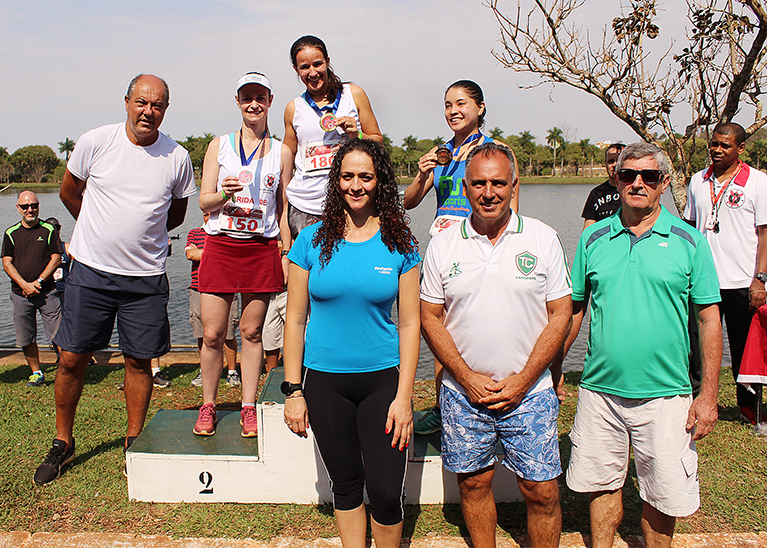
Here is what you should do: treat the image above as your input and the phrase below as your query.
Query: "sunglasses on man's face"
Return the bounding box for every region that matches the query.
[616,169,663,185]
[17,203,39,211]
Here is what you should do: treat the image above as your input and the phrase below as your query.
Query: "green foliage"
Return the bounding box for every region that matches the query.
[58,138,75,162]
[179,133,215,176]
[746,138,767,170]
[10,145,59,183]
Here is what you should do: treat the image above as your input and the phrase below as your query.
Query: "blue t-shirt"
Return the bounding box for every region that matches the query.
[434,133,493,218]
[288,223,421,373]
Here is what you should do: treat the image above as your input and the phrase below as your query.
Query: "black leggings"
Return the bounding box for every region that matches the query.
[303,367,406,526]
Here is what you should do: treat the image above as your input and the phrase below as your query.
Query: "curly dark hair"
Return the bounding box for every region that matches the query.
[313,139,418,266]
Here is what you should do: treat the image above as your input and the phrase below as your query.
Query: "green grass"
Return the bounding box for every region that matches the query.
[0,360,764,539]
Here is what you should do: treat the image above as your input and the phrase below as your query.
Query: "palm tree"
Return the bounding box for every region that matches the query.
[518,131,536,175]
[433,135,445,146]
[402,135,418,176]
[58,138,75,162]
[546,127,564,176]
[490,127,505,140]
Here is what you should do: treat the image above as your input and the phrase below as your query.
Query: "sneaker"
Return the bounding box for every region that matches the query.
[227,371,241,387]
[33,438,75,486]
[193,403,217,436]
[152,372,171,388]
[240,406,258,438]
[740,405,767,425]
[123,436,137,478]
[414,406,442,435]
[26,372,45,387]
[191,370,203,387]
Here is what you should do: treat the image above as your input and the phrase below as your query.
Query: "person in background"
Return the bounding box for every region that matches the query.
[684,122,767,425]
[402,80,520,436]
[34,74,195,485]
[284,139,420,548]
[581,142,626,230]
[186,212,240,387]
[194,71,290,438]
[2,192,62,387]
[283,35,383,243]
[261,240,287,374]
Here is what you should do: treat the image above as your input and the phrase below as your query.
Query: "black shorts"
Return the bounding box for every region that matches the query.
[53,261,170,359]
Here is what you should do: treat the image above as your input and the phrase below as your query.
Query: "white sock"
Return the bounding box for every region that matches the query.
[151,367,160,375]
[242,402,255,407]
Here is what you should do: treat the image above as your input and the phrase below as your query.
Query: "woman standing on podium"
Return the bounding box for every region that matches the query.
[283,139,420,548]
[193,72,291,438]
[282,35,383,242]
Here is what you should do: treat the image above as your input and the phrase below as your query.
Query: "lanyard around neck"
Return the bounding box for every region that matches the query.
[303,89,341,118]
[239,131,268,167]
[446,132,482,153]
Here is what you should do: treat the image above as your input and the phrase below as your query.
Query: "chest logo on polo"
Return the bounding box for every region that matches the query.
[516,252,537,275]
[262,173,277,193]
[449,262,462,278]
[725,188,745,209]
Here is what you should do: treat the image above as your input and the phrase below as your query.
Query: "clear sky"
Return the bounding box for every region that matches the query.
[0,0,741,157]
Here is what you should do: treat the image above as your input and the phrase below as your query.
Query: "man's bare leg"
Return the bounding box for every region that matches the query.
[590,490,623,548]
[23,342,41,373]
[54,350,92,444]
[641,502,675,548]
[517,478,561,548]
[264,348,280,373]
[224,338,238,372]
[457,466,497,548]
[123,355,153,440]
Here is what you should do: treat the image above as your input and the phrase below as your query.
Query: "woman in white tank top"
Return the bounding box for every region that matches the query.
[283,35,383,243]
[194,72,292,439]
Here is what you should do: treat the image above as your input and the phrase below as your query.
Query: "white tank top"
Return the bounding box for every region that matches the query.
[205,132,281,239]
[286,84,359,216]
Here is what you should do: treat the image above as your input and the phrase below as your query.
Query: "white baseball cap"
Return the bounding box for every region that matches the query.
[236,72,271,93]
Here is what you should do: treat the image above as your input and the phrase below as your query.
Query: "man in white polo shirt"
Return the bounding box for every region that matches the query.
[33,74,196,486]
[420,142,572,548]
[685,122,767,425]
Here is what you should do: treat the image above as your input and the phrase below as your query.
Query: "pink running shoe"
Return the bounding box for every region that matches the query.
[240,406,258,438]
[193,403,217,436]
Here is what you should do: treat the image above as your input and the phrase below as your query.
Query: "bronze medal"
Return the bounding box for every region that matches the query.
[435,146,452,166]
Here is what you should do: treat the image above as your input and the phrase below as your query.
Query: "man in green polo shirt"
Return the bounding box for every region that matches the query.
[565,142,722,548]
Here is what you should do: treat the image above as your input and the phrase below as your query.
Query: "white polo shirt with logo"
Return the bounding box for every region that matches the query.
[420,211,572,397]
[684,161,767,289]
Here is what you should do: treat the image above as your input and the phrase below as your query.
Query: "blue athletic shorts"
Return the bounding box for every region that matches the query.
[53,261,170,359]
[440,384,562,481]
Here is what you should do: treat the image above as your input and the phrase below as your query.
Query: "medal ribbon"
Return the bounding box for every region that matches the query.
[708,162,742,223]
[239,131,268,167]
[445,132,483,158]
[303,90,342,118]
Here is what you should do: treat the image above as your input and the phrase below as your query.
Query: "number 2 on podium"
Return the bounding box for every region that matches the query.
[199,471,213,494]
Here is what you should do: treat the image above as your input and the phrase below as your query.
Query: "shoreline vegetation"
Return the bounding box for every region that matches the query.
[1,357,764,539]
[3,175,607,194]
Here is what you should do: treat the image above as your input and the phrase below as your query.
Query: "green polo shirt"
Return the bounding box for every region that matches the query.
[572,206,720,398]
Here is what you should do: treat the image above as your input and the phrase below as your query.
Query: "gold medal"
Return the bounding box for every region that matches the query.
[435,146,452,166]
[319,113,337,132]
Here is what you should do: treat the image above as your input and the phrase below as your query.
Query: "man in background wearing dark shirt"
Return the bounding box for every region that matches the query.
[581,143,626,230]
[2,191,62,387]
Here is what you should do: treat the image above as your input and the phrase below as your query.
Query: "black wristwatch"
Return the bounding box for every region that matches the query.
[755,272,767,284]
[280,381,303,396]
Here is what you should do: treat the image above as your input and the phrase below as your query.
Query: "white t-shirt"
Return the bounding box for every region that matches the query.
[420,212,572,397]
[67,123,196,276]
[286,84,359,215]
[684,161,767,289]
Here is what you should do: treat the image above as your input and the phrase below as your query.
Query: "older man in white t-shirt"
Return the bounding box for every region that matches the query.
[33,74,196,486]
[420,142,572,548]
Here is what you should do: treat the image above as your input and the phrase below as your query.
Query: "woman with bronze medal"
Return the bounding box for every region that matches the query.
[193,72,292,438]
[283,35,383,243]
[403,80,520,436]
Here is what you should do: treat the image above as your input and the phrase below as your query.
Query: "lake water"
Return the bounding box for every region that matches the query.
[0,184,729,378]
